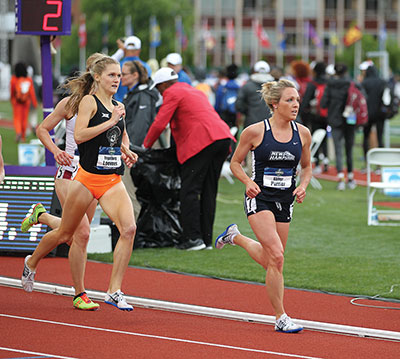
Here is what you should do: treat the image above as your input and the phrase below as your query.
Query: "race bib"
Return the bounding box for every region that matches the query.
[96,146,122,170]
[263,167,293,189]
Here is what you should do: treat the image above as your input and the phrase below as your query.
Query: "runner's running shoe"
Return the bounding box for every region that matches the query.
[105,290,133,311]
[215,224,239,249]
[21,255,35,292]
[73,292,100,311]
[21,203,46,233]
[275,313,303,333]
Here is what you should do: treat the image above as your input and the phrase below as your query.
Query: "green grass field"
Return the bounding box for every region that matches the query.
[91,177,400,301]
[1,100,400,300]
[0,101,38,164]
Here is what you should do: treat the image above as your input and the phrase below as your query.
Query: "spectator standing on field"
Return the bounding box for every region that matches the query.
[143,68,235,251]
[236,60,273,129]
[287,60,312,102]
[236,60,273,174]
[215,64,240,130]
[10,62,38,143]
[113,36,152,102]
[300,61,329,173]
[320,63,356,190]
[193,68,215,106]
[166,53,192,85]
[359,62,387,167]
[121,60,160,219]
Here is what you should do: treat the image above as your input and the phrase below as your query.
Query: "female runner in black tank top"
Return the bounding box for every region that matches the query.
[24,55,138,311]
[216,79,312,333]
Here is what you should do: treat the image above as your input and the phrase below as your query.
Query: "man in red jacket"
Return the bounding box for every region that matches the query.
[143,68,234,250]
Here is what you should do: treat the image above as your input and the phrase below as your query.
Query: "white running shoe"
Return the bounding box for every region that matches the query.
[105,290,133,311]
[275,313,303,333]
[336,180,346,191]
[347,180,357,190]
[21,255,36,292]
[215,224,239,249]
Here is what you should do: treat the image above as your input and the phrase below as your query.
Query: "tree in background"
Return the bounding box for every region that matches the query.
[60,0,194,75]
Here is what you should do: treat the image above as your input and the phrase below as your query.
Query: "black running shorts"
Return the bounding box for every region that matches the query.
[244,194,294,223]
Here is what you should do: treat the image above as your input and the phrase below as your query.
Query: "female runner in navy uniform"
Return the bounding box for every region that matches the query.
[22,55,138,311]
[215,79,312,333]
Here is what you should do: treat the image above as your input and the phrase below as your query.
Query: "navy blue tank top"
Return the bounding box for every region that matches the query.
[78,95,125,175]
[251,118,302,203]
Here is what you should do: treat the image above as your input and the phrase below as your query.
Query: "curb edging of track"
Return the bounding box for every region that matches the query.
[1,276,400,342]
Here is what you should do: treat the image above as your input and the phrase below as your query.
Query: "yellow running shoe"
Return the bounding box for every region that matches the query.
[21,203,46,233]
[73,292,100,311]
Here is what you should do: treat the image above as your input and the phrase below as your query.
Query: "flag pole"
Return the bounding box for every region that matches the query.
[328,21,336,65]
[102,14,109,55]
[125,15,133,37]
[78,14,86,71]
[276,0,284,69]
[251,19,258,67]
[149,16,154,59]
[175,15,182,54]
[354,0,365,79]
[303,20,309,63]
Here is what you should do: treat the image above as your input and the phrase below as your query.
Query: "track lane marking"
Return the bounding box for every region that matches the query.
[1,314,324,359]
[0,346,78,359]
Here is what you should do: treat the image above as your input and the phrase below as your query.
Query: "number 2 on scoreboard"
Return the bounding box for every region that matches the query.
[42,0,63,31]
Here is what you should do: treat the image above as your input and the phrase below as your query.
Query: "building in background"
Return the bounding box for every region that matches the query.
[193,0,400,70]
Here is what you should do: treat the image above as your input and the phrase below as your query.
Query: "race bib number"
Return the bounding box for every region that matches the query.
[96,146,122,170]
[263,167,293,189]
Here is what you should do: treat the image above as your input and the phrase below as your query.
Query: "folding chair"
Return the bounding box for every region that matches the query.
[367,148,400,226]
[308,129,326,190]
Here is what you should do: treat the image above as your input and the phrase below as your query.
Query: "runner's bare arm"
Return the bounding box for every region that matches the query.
[36,97,74,166]
[230,123,263,199]
[121,131,138,168]
[293,124,312,203]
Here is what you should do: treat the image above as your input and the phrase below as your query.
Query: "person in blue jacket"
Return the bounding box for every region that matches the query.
[166,53,192,85]
[215,64,240,130]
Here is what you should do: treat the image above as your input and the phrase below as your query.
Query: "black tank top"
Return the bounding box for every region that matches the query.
[78,95,125,175]
[251,118,302,203]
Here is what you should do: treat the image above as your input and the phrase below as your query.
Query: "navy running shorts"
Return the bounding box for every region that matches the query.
[244,194,294,223]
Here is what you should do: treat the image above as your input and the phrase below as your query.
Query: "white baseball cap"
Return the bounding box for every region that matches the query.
[254,60,270,74]
[166,53,183,66]
[124,36,141,50]
[149,67,179,90]
[359,60,374,71]
[326,64,335,75]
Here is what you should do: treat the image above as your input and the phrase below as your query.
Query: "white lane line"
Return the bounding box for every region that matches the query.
[0,314,324,359]
[2,276,400,341]
[0,346,78,359]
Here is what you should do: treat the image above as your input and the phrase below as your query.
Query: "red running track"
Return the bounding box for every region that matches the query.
[0,257,399,359]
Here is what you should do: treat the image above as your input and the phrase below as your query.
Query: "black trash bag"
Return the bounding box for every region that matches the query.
[130,146,182,248]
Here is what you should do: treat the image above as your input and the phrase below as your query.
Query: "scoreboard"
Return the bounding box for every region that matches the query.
[15,0,71,36]
[0,176,54,253]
